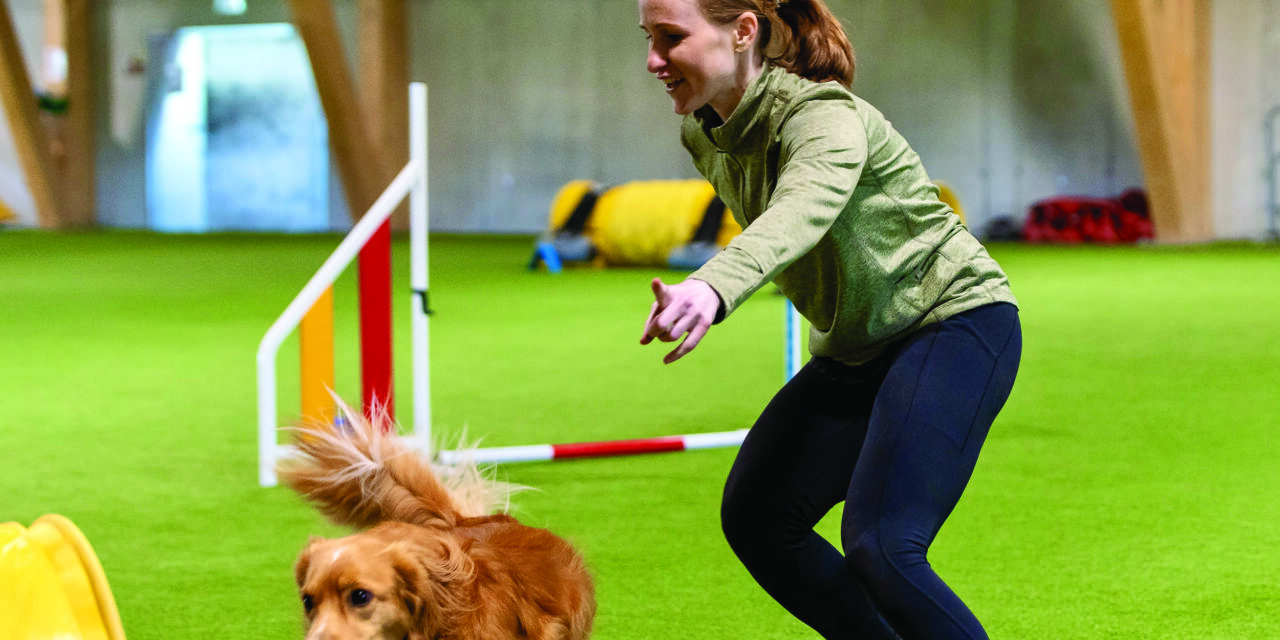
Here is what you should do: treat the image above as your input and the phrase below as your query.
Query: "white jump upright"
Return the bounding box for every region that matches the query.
[407,83,432,456]
[257,83,430,487]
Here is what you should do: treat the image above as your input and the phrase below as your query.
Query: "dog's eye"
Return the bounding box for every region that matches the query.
[302,594,315,613]
[349,589,373,608]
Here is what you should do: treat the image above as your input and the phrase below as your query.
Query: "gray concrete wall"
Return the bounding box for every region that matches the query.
[1212,0,1280,239]
[1,0,1276,238]
[411,0,1148,235]
[412,0,691,233]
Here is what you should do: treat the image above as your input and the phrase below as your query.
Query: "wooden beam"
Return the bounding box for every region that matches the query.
[1111,0,1213,242]
[289,0,401,418]
[358,0,410,229]
[49,0,96,226]
[0,0,66,227]
[287,0,384,219]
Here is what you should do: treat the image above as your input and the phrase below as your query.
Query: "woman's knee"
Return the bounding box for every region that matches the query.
[843,524,925,591]
[720,476,764,552]
[843,525,883,583]
[720,478,804,558]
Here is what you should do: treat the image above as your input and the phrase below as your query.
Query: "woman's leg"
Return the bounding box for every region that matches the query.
[721,357,899,640]
[842,303,1022,640]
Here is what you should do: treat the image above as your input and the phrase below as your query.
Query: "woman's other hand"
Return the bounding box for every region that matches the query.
[641,277,721,364]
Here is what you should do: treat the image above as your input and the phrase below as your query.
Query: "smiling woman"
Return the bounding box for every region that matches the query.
[639,0,752,117]
[639,0,852,118]
[634,1,1022,639]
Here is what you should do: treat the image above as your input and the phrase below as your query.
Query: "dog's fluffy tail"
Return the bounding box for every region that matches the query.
[277,401,511,529]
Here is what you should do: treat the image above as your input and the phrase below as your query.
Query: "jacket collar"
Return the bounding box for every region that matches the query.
[692,64,780,152]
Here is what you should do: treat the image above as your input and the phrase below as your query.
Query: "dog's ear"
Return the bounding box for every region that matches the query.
[390,536,474,636]
[389,543,427,621]
[294,537,326,587]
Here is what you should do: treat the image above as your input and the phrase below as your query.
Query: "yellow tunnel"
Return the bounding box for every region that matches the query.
[547,180,741,267]
[1,514,126,640]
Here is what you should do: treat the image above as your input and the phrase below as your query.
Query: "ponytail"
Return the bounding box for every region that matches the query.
[700,0,855,88]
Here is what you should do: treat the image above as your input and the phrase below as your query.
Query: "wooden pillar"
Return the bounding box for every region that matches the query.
[0,0,66,228]
[358,0,410,229]
[60,0,95,226]
[287,0,407,420]
[1111,0,1213,243]
[287,0,384,218]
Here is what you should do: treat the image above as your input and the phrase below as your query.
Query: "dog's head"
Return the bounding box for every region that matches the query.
[294,526,472,640]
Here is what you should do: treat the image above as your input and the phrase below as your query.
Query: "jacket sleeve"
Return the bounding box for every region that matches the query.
[691,96,867,319]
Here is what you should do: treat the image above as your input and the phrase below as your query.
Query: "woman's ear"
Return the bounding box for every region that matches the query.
[734,11,759,52]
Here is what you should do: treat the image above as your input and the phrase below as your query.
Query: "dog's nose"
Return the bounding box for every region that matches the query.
[303,621,333,640]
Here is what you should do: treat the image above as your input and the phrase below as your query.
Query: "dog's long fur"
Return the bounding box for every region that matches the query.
[278,406,595,640]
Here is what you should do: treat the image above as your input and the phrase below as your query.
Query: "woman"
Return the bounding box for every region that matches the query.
[637,1,1022,638]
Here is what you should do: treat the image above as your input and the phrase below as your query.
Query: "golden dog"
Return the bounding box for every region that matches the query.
[278,408,595,640]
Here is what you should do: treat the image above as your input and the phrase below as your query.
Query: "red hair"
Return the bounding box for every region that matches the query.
[700,0,855,87]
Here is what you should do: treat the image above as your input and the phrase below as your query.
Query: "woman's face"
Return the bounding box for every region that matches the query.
[639,0,743,116]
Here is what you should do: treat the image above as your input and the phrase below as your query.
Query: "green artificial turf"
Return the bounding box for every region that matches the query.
[1,231,1277,638]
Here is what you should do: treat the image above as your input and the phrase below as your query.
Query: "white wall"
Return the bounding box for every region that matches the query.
[1,0,1277,238]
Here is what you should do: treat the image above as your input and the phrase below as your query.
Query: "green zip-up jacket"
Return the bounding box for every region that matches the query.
[683,65,1017,365]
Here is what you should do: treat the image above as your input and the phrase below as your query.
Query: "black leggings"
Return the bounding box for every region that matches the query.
[721,303,1021,640]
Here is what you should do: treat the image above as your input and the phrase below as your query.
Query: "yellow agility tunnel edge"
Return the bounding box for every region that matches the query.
[0,514,126,640]
[548,179,742,267]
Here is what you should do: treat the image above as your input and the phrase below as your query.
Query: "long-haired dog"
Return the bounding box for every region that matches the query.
[278,406,595,640]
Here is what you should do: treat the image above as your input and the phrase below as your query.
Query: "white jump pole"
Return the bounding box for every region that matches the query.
[408,83,431,455]
[437,429,750,465]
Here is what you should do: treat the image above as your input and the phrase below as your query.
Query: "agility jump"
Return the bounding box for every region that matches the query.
[256,83,803,486]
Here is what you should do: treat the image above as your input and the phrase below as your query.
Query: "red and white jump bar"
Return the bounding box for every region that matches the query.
[431,301,803,466]
[436,429,749,465]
